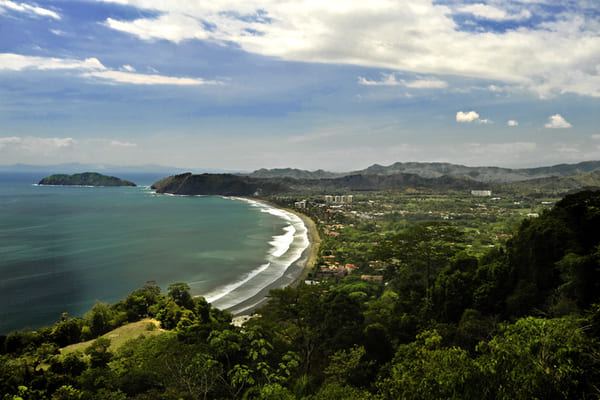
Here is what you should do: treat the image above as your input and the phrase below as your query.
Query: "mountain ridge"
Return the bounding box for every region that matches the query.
[248,160,600,184]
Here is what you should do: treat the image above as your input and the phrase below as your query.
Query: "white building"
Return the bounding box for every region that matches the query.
[325,194,353,204]
[294,200,307,209]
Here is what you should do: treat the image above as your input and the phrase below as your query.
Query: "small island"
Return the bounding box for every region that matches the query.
[38,172,136,187]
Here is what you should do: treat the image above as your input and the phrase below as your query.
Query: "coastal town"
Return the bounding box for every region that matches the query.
[274,188,560,283]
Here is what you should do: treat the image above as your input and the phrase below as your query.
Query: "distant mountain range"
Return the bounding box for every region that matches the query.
[5,161,600,195]
[248,160,600,184]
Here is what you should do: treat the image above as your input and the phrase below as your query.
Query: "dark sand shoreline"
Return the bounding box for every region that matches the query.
[226,200,321,317]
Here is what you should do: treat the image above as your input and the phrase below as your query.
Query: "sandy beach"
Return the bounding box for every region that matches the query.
[226,200,321,317]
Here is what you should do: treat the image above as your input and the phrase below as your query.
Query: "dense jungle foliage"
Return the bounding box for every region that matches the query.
[2,190,600,399]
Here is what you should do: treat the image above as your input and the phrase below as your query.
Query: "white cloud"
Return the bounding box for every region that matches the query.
[545,114,572,129]
[0,136,22,149]
[82,70,217,86]
[404,78,448,89]
[591,134,600,140]
[553,143,579,153]
[105,13,210,43]
[457,110,490,124]
[0,136,77,154]
[358,73,401,86]
[0,53,105,71]
[0,0,61,20]
[456,3,532,21]
[109,140,137,148]
[358,73,447,88]
[95,0,600,97]
[0,53,217,86]
[457,111,480,122]
[507,120,519,126]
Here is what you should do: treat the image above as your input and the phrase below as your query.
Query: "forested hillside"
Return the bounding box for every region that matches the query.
[2,191,600,399]
[38,173,135,187]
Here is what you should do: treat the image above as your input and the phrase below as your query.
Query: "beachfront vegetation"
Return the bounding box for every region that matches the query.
[2,190,600,399]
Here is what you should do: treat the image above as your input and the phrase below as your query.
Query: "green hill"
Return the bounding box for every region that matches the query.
[38,172,136,187]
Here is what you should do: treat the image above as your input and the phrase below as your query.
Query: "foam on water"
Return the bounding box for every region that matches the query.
[202,197,310,310]
[204,262,271,303]
[269,225,296,258]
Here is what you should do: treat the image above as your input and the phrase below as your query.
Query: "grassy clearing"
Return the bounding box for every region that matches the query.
[61,318,165,355]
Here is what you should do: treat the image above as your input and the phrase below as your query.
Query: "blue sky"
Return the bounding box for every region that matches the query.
[1,0,599,171]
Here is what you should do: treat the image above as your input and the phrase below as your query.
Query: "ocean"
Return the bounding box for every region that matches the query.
[0,172,308,335]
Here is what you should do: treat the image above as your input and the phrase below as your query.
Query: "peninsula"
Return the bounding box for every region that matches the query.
[38,172,136,187]
[151,172,286,196]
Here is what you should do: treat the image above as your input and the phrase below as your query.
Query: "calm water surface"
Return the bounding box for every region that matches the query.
[0,173,305,334]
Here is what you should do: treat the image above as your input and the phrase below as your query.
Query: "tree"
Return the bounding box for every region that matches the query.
[156,301,184,330]
[51,318,83,347]
[85,302,114,338]
[476,316,600,399]
[431,252,478,322]
[85,337,112,369]
[378,330,481,399]
[167,282,195,310]
[380,222,464,304]
[321,291,364,352]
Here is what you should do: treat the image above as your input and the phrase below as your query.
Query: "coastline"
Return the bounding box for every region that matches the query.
[225,199,321,317]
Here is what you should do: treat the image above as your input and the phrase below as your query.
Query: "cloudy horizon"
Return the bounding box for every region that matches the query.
[1,1,599,171]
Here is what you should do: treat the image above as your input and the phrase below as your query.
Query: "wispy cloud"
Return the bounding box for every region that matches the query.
[456,110,490,124]
[507,120,519,127]
[358,73,401,86]
[358,73,447,89]
[456,3,532,21]
[0,53,218,86]
[0,53,104,71]
[0,136,76,153]
[404,78,448,89]
[0,0,61,20]
[109,140,137,148]
[0,136,22,149]
[120,65,136,72]
[545,114,572,129]
[83,70,217,86]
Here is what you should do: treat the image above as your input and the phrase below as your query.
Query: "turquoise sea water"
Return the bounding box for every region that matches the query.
[0,173,308,334]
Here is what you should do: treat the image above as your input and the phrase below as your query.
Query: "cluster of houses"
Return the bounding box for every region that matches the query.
[323,223,345,237]
[315,254,383,282]
[293,194,354,209]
